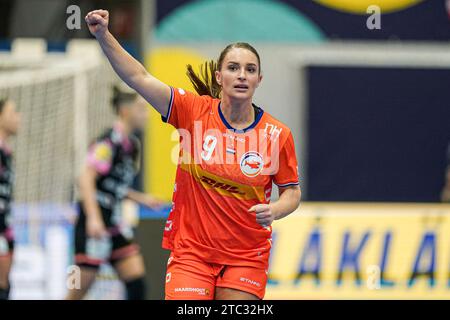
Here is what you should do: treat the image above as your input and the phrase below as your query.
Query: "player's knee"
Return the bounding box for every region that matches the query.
[125,276,146,300]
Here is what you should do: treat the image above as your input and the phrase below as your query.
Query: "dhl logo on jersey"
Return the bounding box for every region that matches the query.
[179,152,266,202]
[200,176,245,195]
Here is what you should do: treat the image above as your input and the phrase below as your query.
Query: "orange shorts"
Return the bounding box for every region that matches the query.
[164,252,268,300]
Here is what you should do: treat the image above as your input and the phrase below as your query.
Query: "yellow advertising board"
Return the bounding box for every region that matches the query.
[266,203,450,299]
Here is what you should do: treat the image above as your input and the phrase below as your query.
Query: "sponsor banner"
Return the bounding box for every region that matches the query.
[266,202,450,299]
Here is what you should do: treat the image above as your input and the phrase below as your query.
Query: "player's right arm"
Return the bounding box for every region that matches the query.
[78,165,108,239]
[85,9,171,117]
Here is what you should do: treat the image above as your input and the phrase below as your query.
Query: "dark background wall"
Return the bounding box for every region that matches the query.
[157,0,450,41]
[4,0,447,42]
[307,66,450,202]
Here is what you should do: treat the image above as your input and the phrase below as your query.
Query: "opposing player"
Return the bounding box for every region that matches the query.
[66,85,163,300]
[0,98,21,300]
[85,9,301,300]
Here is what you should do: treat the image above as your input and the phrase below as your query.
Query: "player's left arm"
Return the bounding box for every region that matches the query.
[272,185,301,220]
[126,189,164,209]
[248,129,301,227]
[248,185,301,228]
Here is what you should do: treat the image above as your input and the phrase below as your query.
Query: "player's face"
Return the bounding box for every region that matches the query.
[128,96,149,131]
[216,48,262,101]
[0,100,21,136]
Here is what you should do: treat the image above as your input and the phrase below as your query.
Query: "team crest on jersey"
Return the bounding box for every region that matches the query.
[240,151,264,177]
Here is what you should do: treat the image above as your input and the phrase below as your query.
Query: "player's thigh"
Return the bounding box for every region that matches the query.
[113,253,145,282]
[216,265,267,300]
[165,254,215,300]
[109,232,143,281]
[0,234,13,287]
[0,255,12,287]
[65,266,99,300]
[0,255,12,275]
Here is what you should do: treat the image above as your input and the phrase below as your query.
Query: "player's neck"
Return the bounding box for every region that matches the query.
[220,96,254,130]
[115,119,132,136]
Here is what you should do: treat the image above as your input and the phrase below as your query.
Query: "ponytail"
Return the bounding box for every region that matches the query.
[186,60,221,99]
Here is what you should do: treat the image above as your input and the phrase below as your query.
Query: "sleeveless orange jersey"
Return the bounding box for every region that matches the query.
[161,87,299,270]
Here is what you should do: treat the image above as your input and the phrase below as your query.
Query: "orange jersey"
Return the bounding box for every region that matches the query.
[161,87,299,270]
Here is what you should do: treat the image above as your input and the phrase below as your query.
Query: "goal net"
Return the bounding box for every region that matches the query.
[0,39,124,299]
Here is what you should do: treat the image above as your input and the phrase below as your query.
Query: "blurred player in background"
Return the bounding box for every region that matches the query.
[441,142,450,202]
[85,9,301,300]
[0,98,20,300]
[65,85,163,300]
